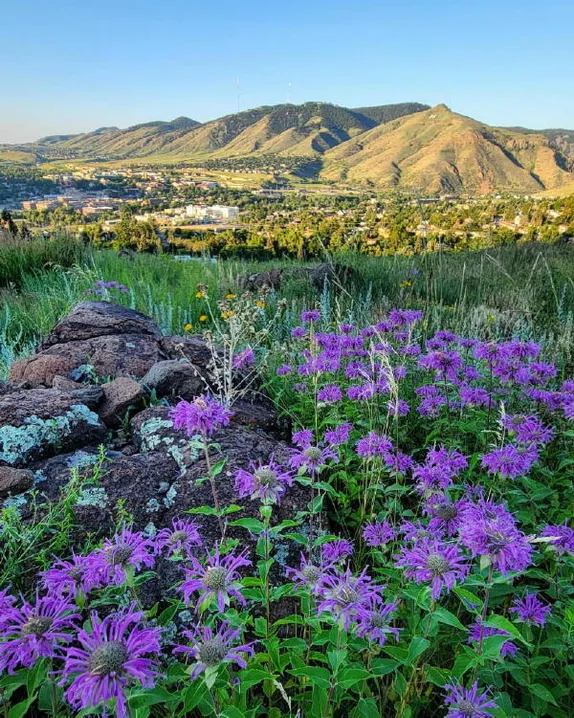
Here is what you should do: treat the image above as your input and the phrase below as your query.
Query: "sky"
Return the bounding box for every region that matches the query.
[1,0,573,143]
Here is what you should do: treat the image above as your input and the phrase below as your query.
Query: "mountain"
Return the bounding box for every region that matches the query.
[320,104,574,194]
[506,127,574,165]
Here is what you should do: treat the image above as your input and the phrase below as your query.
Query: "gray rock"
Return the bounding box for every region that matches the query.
[140,360,205,400]
[99,378,146,427]
[0,466,34,498]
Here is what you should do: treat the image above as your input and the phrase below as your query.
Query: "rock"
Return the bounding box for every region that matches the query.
[52,376,104,408]
[10,354,79,387]
[0,389,106,467]
[237,267,283,292]
[0,466,34,498]
[39,301,163,349]
[140,360,206,400]
[160,335,213,367]
[99,378,145,427]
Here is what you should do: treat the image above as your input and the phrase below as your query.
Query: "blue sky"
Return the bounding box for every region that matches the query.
[2,0,573,143]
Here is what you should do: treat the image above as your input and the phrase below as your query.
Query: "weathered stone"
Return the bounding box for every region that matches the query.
[99,378,145,427]
[52,376,104,408]
[140,360,205,400]
[0,466,34,498]
[39,301,163,349]
[160,335,213,367]
[10,354,79,387]
[0,389,106,467]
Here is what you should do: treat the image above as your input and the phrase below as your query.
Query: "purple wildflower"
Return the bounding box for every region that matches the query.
[171,395,232,438]
[85,527,155,587]
[424,496,469,537]
[234,459,293,504]
[41,553,95,599]
[276,364,292,376]
[443,681,498,718]
[541,523,574,555]
[481,444,538,479]
[154,518,202,558]
[180,548,251,612]
[287,554,333,594]
[301,309,321,323]
[467,620,518,657]
[321,539,354,564]
[324,422,353,446]
[317,568,383,630]
[355,597,401,647]
[395,538,469,600]
[0,589,16,630]
[59,606,161,718]
[232,347,255,369]
[173,621,254,679]
[356,431,393,459]
[502,414,554,446]
[510,594,551,627]
[418,350,463,381]
[290,443,338,474]
[0,596,79,673]
[363,520,396,548]
[291,326,306,338]
[317,384,343,403]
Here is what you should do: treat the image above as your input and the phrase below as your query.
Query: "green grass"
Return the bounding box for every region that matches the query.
[1,235,574,378]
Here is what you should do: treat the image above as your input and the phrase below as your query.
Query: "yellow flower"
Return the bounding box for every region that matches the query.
[255,300,265,309]
[221,310,235,320]
[225,293,237,300]
[183,323,193,332]
[399,280,412,288]
[199,315,208,322]
[195,291,206,299]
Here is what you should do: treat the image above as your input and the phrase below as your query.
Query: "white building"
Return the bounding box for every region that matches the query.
[185,204,239,222]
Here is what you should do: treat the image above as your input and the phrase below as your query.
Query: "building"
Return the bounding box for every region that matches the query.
[185,204,239,222]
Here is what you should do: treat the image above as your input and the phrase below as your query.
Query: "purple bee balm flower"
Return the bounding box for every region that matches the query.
[235,459,293,504]
[395,538,469,600]
[301,309,321,323]
[443,681,498,718]
[171,395,232,438]
[0,596,79,673]
[180,547,251,612]
[383,450,414,474]
[173,621,254,679]
[154,518,202,558]
[502,414,554,446]
[292,428,313,447]
[413,446,468,493]
[356,431,393,459]
[321,539,354,563]
[232,347,255,369]
[286,554,333,595]
[387,398,410,416]
[317,384,343,403]
[389,309,422,326]
[363,520,395,548]
[424,496,469,537]
[458,498,533,575]
[276,364,292,376]
[481,444,539,479]
[59,606,160,718]
[0,589,16,630]
[355,597,401,647]
[467,620,518,657]
[85,527,155,587]
[294,382,308,393]
[418,350,463,381]
[290,443,338,474]
[41,553,95,599]
[291,326,306,338]
[317,567,383,630]
[541,523,574,555]
[510,594,551,627]
[459,386,491,408]
[339,323,355,334]
[324,422,353,446]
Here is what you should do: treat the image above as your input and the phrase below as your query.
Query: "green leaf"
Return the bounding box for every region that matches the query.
[371,658,399,676]
[337,668,372,690]
[236,669,276,691]
[353,698,382,718]
[433,606,466,630]
[405,636,430,665]
[453,586,483,613]
[289,666,331,690]
[426,666,449,686]
[529,684,558,706]
[327,649,348,674]
[229,517,265,532]
[484,615,528,645]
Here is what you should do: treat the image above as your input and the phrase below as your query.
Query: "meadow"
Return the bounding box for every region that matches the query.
[0,234,573,717]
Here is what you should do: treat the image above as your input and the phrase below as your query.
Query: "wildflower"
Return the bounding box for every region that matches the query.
[174,621,254,679]
[289,442,338,474]
[234,460,293,504]
[254,300,265,309]
[321,539,353,564]
[443,681,498,718]
[85,527,155,587]
[424,496,469,537]
[59,606,161,718]
[287,554,332,594]
[225,293,237,300]
[481,444,538,479]
[413,446,468,493]
[171,395,232,438]
[232,347,255,369]
[276,364,292,376]
[388,309,422,326]
[180,548,251,612]
[154,518,202,558]
[317,567,383,630]
[196,291,206,298]
[183,323,193,332]
[502,414,554,446]
[324,422,353,446]
[317,384,343,403]
[467,620,517,657]
[0,596,79,673]
[221,310,235,320]
[383,450,415,474]
[0,589,16,630]
[510,594,551,627]
[418,350,463,382]
[356,431,393,459]
[301,309,320,323]
[41,554,95,599]
[541,523,574,555]
[291,326,306,338]
[199,314,208,322]
[363,520,395,548]
[395,538,469,600]
[355,598,401,647]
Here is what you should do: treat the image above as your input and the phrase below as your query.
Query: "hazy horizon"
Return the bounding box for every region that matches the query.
[2,0,573,144]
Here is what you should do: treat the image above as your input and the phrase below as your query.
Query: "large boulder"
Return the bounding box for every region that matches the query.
[0,389,106,467]
[38,301,162,349]
[140,360,206,400]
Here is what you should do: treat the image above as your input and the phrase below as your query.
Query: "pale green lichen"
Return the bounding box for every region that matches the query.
[145,498,161,513]
[65,450,99,469]
[0,405,101,466]
[143,521,157,537]
[2,493,28,512]
[137,416,199,470]
[163,484,178,509]
[75,486,108,508]
[71,364,98,382]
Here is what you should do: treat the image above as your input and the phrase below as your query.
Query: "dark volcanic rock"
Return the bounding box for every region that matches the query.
[160,335,213,367]
[39,301,163,349]
[99,378,146,427]
[0,389,106,467]
[237,267,284,292]
[9,354,79,387]
[0,466,34,498]
[52,376,104,408]
[140,360,206,400]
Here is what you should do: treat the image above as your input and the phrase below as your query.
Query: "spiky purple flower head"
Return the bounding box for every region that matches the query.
[171,395,232,438]
[395,538,469,600]
[510,593,551,627]
[286,554,333,595]
[174,621,254,679]
[317,384,343,404]
[356,431,393,459]
[301,309,321,323]
[0,589,16,630]
[317,567,384,630]
[502,414,554,446]
[541,523,574,555]
[180,547,251,612]
[276,364,292,376]
[324,422,353,446]
[155,518,202,558]
[85,527,155,587]
[234,459,293,504]
[424,496,470,537]
[363,520,396,548]
[481,443,538,479]
[321,539,353,564]
[232,347,255,370]
[0,596,79,673]
[443,681,498,718]
[289,439,338,474]
[41,553,96,599]
[355,597,401,647]
[59,606,161,718]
